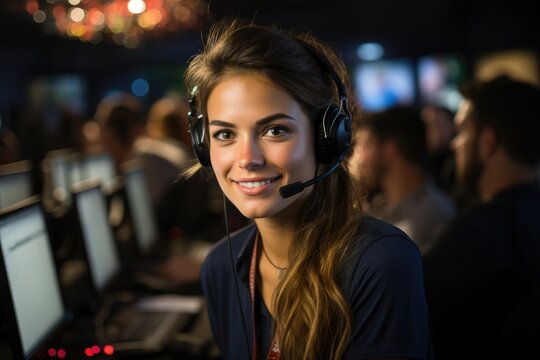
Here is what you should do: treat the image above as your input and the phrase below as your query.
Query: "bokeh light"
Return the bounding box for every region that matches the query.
[23,0,208,47]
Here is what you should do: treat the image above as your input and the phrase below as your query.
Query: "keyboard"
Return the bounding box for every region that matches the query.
[120,312,171,341]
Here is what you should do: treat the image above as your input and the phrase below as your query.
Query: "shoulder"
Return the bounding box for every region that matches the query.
[428,185,456,213]
[438,201,506,245]
[204,222,256,260]
[351,215,420,261]
[418,181,456,218]
[200,222,256,317]
[201,223,257,279]
[344,216,423,289]
[343,218,433,359]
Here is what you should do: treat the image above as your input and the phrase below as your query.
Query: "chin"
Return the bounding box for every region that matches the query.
[236,196,298,219]
[237,205,279,219]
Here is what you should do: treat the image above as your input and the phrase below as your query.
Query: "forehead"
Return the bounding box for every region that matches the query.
[207,72,295,114]
[205,72,317,137]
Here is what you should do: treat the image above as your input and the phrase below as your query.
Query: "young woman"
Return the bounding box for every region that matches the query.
[185,19,432,360]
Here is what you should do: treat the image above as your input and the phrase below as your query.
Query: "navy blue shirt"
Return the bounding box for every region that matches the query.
[424,182,540,359]
[201,216,433,359]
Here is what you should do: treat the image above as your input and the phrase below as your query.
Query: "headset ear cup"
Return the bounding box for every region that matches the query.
[315,106,335,164]
[189,115,211,167]
[336,113,352,155]
[315,105,351,164]
[188,89,212,167]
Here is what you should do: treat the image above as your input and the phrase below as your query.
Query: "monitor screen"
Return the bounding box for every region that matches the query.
[418,54,466,111]
[28,75,87,116]
[124,169,158,253]
[46,151,89,206]
[0,166,33,209]
[0,205,64,357]
[74,187,120,292]
[354,59,416,112]
[83,153,117,189]
[68,157,85,187]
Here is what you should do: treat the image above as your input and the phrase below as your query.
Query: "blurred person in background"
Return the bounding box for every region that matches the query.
[421,105,457,199]
[93,91,146,170]
[347,106,456,255]
[133,95,193,207]
[423,76,540,359]
[135,94,228,241]
[145,93,193,148]
[92,92,210,287]
[48,106,86,153]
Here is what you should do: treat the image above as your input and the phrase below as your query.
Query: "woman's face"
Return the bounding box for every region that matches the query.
[207,72,316,220]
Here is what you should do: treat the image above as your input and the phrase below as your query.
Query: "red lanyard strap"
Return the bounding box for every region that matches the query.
[250,233,281,360]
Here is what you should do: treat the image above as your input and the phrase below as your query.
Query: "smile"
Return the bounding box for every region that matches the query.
[238,178,274,188]
[234,176,281,193]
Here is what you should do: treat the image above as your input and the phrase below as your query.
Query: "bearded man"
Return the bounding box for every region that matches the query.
[423,76,540,359]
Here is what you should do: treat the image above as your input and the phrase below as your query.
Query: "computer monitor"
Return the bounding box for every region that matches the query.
[0,161,33,209]
[82,153,117,191]
[0,198,66,359]
[418,54,466,111]
[43,149,75,207]
[354,59,416,112]
[72,182,121,294]
[121,163,158,255]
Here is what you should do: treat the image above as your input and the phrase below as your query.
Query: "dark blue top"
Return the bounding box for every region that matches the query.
[424,182,540,359]
[201,216,433,359]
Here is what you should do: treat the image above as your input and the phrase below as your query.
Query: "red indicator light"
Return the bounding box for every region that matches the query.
[57,349,66,359]
[84,347,94,357]
[48,348,56,357]
[92,345,101,354]
[103,344,115,355]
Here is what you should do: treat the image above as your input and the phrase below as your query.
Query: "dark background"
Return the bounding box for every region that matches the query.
[1,0,539,122]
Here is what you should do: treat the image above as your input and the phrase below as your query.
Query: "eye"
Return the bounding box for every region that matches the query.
[212,129,234,141]
[263,126,288,138]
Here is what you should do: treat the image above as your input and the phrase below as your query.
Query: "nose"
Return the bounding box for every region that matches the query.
[237,135,264,169]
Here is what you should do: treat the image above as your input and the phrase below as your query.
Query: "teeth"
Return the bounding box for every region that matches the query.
[239,179,273,188]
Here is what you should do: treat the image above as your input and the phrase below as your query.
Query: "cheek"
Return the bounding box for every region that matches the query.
[209,145,233,176]
[363,149,374,164]
[347,148,362,169]
[452,134,467,155]
[453,134,474,171]
[281,129,315,168]
[362,147,379,169]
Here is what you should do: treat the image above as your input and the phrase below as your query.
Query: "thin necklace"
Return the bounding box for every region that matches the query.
[261,243,288,280]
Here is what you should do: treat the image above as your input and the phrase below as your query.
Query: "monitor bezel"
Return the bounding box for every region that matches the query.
[0,197,70,360]
[70,179,123,306]
[120,160,160,259]
[0,160,32,177]
[0,160,34,209]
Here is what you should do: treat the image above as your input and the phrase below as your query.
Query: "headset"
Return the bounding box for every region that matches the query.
[187,40,352,198]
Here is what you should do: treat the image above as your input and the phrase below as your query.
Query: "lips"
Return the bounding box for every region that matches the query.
[238,178,274,188]
[233,176,281,194]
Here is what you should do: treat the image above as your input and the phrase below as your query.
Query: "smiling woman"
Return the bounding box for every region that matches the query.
[184,19,433,360]
[207,72,316,219]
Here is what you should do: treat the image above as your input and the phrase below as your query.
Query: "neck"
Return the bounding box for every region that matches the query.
[255,217,295,267]
[382,162,427,206]
[480,155,537,201]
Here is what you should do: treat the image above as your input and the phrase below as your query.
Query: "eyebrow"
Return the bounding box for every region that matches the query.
[208,113,296,128]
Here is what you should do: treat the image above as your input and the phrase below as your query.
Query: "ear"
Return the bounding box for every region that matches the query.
[478,127,498,160]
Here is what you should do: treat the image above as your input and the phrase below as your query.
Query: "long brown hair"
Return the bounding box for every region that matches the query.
[185,19,362,359]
